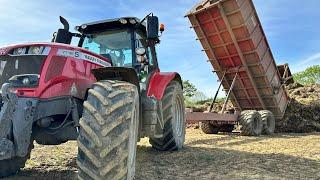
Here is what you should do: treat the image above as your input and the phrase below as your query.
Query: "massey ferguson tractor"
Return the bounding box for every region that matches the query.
[0,15,186,179]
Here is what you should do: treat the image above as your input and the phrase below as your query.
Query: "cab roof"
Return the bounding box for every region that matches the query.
[76,17,147,34]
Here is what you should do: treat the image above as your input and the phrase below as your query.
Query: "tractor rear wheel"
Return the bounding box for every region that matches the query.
[0,141,33,178]
[259,110,275,135]
[239,110,263,136]
[149,81,186,151]
[200,122,219,134]
[77,80,139,180]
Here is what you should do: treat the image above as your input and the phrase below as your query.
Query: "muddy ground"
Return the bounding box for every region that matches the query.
[4,129,320,180]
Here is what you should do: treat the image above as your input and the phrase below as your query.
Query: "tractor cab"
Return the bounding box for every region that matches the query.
[54,15,163,83]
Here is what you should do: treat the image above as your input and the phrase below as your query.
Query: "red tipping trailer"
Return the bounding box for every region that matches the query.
[186,0,292,135]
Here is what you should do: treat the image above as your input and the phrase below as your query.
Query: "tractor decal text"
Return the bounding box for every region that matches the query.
[57,49,111,67]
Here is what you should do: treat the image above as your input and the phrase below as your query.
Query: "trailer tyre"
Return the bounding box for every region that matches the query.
[149,81,186,151]
[259,110,275,135]
[200,122,219,134]
[239,110,263,136]
[77,80,139,180]
[218,124,235,133]
[0,142,33,178]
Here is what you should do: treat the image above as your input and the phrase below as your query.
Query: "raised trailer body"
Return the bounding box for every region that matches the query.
[186,0,291,132]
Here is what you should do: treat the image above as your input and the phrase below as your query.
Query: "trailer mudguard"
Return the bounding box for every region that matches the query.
[147,71,182,100]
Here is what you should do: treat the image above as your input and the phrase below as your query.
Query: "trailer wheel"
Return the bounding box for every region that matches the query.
[219,124,235,133]
[259,110,275,135]
[0,142,33,178]
[149,81,186,151]
[239,110,263,136]
[77,80,139,180]
[200,122,219,134]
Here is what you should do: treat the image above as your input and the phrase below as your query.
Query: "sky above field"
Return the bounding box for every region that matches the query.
[0,0,319,96]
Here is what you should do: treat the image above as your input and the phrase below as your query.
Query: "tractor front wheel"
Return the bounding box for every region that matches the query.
[77,80,139,180]
[0,142,33,178]
[149,81,186,151]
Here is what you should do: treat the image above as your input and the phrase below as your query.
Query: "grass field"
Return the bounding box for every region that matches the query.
[5,129,320,180]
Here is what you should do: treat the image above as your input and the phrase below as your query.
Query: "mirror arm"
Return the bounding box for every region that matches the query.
[139,12,153,26]
[72,33,82,38]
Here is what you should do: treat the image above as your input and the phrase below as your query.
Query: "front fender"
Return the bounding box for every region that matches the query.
[147,71,182,100]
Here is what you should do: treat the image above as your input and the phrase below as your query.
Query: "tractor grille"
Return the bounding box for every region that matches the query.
[0,55,46,87]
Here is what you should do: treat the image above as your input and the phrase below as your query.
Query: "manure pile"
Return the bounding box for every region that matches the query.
[276,83,320,133]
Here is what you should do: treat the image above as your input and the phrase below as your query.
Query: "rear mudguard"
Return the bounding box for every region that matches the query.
[147,71,182,100]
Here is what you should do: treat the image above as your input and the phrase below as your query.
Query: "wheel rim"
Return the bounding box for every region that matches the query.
[174,97,183,137]
[127,99,139,180]
[173,95,184,147]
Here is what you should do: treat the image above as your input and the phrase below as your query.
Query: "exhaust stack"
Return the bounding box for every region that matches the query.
[52,16,73,44]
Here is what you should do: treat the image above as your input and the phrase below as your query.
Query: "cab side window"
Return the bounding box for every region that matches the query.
[147,47,154,66]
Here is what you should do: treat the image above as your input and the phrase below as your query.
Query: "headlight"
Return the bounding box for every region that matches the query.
[119,18,128,24]
[11,46,51,56]
[28,46,43,55]
[14,47,27,55]
[129,19,137,24]
[9,74,40,87]
[22,77,30,85]
[81,24,87,29]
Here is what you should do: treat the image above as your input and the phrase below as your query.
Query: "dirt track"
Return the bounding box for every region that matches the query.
[4,129,320,180]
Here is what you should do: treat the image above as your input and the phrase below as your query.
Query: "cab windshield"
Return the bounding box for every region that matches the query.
[82,29,133,67]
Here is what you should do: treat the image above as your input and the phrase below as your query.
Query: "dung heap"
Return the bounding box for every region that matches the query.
[276,83,320,133]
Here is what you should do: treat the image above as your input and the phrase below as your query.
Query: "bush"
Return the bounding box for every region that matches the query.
[293,65,320,85]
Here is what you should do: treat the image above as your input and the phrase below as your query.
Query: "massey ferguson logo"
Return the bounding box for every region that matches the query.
[0,48,7,55]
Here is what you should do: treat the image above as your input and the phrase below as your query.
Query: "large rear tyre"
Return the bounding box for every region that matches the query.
[239,110,263,136]
[0,142,33,178]
[259,110,275,135]
[200,122,219,134]
[77,80,139,180]
[149,81,186,151]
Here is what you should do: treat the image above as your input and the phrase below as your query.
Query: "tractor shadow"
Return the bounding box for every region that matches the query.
[5,156,78,180]
[5,169,77,180]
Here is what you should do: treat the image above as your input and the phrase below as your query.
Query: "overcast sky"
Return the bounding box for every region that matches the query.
[0,0,319,96]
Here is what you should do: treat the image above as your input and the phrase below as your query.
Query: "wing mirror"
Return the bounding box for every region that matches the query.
[147,16,159,39]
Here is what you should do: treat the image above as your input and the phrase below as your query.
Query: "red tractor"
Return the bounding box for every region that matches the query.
[0,15,186,179]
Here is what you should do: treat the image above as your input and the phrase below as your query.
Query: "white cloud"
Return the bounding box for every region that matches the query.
[299,53,320,65]
[291,52,320,72]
